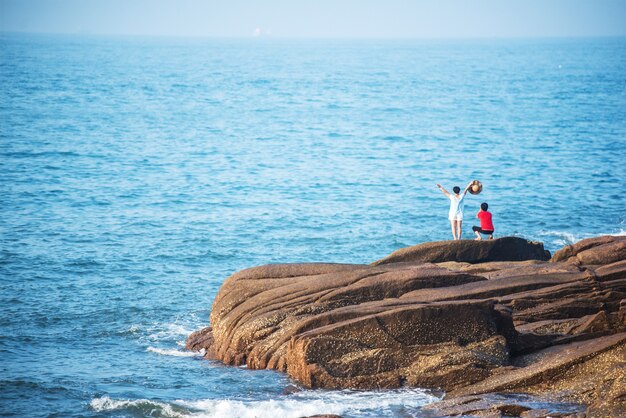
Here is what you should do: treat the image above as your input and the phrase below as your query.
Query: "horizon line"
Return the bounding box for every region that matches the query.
[2,30,626,42]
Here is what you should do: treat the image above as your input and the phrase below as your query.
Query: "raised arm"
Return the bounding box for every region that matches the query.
[436,184,450,197]
[463,180,474,196]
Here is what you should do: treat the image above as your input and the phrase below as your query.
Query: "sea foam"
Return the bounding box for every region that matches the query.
[90,396,187,417]
[91,389,438,418]
[178,388,439,418]
[147,346,205,357]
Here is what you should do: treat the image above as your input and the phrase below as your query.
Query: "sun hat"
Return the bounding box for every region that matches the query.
[469,180,483,195]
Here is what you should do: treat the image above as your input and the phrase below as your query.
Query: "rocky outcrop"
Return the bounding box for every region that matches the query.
[187,235,626,416]
[426,333,626,417]
[373,237,551,265]
[551,235,626,265]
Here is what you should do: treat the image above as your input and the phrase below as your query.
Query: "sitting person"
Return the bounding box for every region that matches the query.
[473,202,494,240]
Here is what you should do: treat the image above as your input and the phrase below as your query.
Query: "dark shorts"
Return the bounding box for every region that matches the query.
[472,226,494,235]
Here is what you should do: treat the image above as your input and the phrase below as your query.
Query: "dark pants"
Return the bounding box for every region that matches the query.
[472,226,494,235]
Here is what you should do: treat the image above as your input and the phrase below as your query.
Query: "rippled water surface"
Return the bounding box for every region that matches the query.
[1,34,625,417]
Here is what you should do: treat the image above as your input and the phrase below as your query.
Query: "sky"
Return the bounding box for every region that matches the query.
[1,0,625,39]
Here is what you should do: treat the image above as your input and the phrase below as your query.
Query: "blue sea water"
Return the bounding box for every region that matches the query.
[1,33,625,417]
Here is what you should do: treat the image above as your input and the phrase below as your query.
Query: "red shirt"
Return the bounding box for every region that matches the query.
[477,211,494,231]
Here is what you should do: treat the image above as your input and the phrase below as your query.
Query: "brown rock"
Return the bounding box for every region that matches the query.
[423,393,582,417]
[373,237,550,266]
[449,332,626,397]
[207,262,485,370]
[436,260,546,275]
[566,311,611,334]
[551,235,626,265]
[285,301,511,390]
[508,334,625,418]
[595,259,626,281]
[184,326,220,359]
[187,235,626,414]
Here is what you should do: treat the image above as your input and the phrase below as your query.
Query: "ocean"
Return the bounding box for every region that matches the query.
[1,34,625,417]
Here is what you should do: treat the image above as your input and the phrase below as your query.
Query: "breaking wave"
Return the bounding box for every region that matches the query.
[90,396,188,418]
[91,388,439,418]
[147,346,205,357]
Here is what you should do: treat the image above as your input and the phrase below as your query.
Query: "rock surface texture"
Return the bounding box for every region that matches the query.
[188,236,626,417]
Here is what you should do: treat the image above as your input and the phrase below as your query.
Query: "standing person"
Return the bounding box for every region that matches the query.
[436,181,474,240]
[473,202,495,240]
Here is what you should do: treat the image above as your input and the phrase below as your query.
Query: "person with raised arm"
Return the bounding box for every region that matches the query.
[436,181,474,240]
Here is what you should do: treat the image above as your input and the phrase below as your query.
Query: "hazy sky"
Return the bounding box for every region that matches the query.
[1,0,625,38]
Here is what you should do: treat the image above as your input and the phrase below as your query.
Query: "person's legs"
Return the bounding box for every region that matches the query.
[472,226,482,240]
[457,220,463,240]
[450,220,457,240]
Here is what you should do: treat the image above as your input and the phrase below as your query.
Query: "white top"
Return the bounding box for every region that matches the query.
[448,194,465,220]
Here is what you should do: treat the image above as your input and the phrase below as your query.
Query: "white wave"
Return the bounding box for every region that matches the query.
[147,346,205,357]
[177,388,439,418]
[538,230,582,245]
[538,229,626,248]
[91,389,439,418]
[148,323,195,340]
[90,396,187,417]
